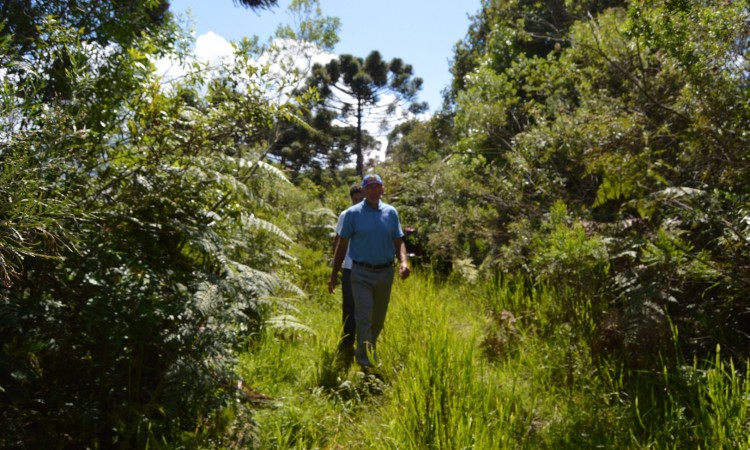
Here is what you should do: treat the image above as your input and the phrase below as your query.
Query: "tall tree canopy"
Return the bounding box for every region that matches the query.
[234,0,278,8]
[1,0,278,56]
[1,0,172,53]
[448,0,627,105]
[304,50,427,175]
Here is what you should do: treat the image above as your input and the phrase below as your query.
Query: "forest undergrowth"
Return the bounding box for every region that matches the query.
[233,270,750,449]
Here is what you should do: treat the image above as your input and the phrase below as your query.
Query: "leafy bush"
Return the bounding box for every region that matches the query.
[398,0,750,371]
[0,15,314,448]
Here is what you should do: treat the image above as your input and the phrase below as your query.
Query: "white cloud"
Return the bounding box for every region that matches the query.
[194,31,234,66]
[153,54,185,81]
[154,31,234,83]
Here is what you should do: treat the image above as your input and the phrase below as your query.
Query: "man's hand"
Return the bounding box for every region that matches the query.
[329,236,347,294]
[399,263,410,280]
[394,237,411,281]
[328,274,338,294]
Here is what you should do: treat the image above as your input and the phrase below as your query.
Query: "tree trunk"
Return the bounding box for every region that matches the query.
[355,98,364,176]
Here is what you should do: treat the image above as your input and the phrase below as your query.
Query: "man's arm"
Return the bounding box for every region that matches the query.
[393,237,410,280]
[332,211,345,255]
[328,236,349,294]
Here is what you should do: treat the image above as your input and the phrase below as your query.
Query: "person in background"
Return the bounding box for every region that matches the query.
[333,183,364,362]
[328,174,410,370]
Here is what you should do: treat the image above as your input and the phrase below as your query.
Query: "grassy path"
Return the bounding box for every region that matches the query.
[236,271,540,448]
[233,271,750,449]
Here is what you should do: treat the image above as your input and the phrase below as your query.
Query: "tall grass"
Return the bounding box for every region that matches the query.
[234,270,750,449]
[616,348,750,449]
[369,272,524,449]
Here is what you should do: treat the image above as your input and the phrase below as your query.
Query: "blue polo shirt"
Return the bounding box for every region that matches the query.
[340,200,404,265]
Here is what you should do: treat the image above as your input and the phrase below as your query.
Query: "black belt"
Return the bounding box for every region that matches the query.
[353,260,393,270]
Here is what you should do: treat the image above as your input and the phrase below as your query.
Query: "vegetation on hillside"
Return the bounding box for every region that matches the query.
[393,0,750,366]
[1,0,749,447]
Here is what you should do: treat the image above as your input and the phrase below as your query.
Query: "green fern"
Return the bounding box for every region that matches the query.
[242,213,293,243]
[230,262,305,298]
[265,314,314,334]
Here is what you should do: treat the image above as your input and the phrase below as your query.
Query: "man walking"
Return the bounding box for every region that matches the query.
[333,183,364,361]
[328,174,410,369]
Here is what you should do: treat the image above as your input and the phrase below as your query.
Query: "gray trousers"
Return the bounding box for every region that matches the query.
[340,268,356,349]
[350,265,395,367]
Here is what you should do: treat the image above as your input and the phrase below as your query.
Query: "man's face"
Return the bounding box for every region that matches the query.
[363,182,383,204]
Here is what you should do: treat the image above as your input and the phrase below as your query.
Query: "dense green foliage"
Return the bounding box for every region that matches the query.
[2,0,750,446]
[394,0,750,368]
[0,3,317,447]
[1,0,173,52]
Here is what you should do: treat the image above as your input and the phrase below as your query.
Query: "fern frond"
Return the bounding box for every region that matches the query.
[308,207,338,221]
[242,213,292,242]
[193,281,220,316]
[265,314,313,334]
[452,257,478,282]
[260,295,301,312]
[249,160,291,184]
[189,230,226,265]
[219,154,291,185]
[274,248,296,262]
[231,262,305,298]
[183,165,252,200]
[653,186,706,200]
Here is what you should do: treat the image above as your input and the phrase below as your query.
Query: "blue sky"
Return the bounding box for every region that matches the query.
[168,0,480,113]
